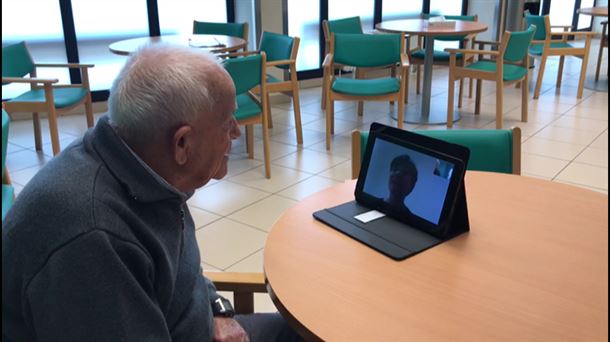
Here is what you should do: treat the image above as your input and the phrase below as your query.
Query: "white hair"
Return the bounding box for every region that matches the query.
[108,43,232,144]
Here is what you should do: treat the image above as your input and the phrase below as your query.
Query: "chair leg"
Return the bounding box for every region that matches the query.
[261,121,271,179]
[475,79,482,115]
[32,112,43,151]
[469,77,474,98]
[389,66,396,106]
[447,75,456,128]
[458,78,464,108]
[85,93,94,128]
[521,77,529,123]
[496,81,503,129]
[321,72,328,110]
[595,43,604,81]
[47,107,61,156]
[246,125,254,159]
[577,50,591,99]
[291,84,304,145]
[533,55,547,99]
[326,97,333,150]
[356,69,364,116]
[416,65,421,95]
[556,56,565,88]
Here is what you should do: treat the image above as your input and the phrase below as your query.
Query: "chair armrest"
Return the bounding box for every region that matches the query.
[550,25,572,31]
[35,63,94,68]
[400,53,410,68]
[322,53,334,70]
[266,59,294,67]
[474,40,500,47]
[445,48,499,57]
[204,271,267,293]
[2,76,58,84]
[551,31,596,38]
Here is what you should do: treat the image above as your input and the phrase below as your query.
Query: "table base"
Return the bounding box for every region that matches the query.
[391,100,462,125]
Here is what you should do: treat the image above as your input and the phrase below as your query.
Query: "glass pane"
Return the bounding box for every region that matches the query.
[235,0,257,51]
[72,0,149,91]
[1,0,69,99]
[577,0,594,30]
[287,0,320,71]
[382,0,423,21]
[158,0,227,36]
[430,0,466,51]
[328,0,375,32]
[549,0,575,26]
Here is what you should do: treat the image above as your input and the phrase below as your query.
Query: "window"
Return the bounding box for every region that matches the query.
[328,0,375,31]
[1,0,68,99]
[72,0,149,91]
[382,0,423,21]
[287,0,320,71]
[158,0,227,36]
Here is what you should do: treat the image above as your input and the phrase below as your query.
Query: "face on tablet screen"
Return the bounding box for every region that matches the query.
[362,138,456,225]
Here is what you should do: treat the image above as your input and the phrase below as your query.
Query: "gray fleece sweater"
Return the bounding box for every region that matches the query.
[2,116,220,341]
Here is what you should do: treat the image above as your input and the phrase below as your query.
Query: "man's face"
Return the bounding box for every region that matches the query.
[188,96,240,190]
[388,166,416,199]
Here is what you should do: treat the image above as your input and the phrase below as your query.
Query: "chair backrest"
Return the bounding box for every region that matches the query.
[2,41,35,80]
[259,31,297,70]
[524,14,549,40]
[502,24,537,62]
[223,52,264,95]
[351,128,522,178]
[332,33,403,68]
[323,16,363,55]
[193,21,248,40]
[422,14,478,41]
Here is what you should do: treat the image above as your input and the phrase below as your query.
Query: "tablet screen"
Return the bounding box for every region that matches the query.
[355,123,468,237]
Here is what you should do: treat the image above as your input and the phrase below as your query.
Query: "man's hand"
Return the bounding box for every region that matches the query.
[213,317,249,342]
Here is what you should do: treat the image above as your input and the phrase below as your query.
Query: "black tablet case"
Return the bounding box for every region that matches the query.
[313,123,470,260]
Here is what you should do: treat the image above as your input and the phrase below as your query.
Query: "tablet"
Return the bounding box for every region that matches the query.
[355,122,469,238]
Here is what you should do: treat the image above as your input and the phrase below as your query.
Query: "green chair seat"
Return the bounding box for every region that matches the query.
[234,94,262,121]
[332,77,400,96]
[357,129,516,175]
[465,61,528,82]
[9,88,88,109]
[528,42,574,56]
[411,49,464,61]
[2,184,14,221]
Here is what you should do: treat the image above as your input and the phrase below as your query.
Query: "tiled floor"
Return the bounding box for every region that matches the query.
[4,43,608,311]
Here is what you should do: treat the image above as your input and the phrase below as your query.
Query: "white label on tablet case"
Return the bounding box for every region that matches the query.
[354,210,386,223]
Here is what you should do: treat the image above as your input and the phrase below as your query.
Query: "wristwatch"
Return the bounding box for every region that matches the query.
[211,297,235,318]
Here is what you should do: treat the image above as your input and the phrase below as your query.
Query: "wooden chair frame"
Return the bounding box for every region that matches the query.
[350,127,522,179]
[204,271,267,314]
[446,31,530,129]
[323,33,409,150]
[2,43,94,156]
[528,15,596,99]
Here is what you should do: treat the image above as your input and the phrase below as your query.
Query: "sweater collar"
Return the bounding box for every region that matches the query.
[87,116,187,203]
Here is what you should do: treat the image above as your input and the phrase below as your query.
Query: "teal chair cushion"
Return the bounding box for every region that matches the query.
[2,41,35,80]
[8,88,88,109]
[359,129,514,174]
[332,77,400,96]
[528,42,573,56]
[327,16,363,34]
[193,21,245,38]
[465,61,528,82]
[259,31,294,70]
[234,94,262,121]
[2,184,14,221]
[411,49,464,61]
[334,33,401,67]
[223,54,262,95]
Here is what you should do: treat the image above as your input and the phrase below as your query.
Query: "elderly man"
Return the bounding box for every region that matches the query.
[2,44,300,342]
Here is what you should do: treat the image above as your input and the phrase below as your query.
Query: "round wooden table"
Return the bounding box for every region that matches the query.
[264,172,608,341]
[109,34,247,56]
[577,6,608,17]
[376,19,488,124]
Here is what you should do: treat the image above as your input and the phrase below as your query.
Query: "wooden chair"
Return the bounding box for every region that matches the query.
[222,51,271,178]
[524,14,596,99]
[408,14,478,107]
[203,271,267,314]
[351,127,522,179]
[446,25,536,129]
[2,41,94,156]
[255,31,303,145]
[324,33,409,150]
[193,21,249,51]
[595,21,608,81]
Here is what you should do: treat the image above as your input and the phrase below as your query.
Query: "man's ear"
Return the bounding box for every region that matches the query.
[172,125,193,166]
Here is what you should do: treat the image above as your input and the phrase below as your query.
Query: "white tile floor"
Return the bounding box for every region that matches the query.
[4,45,608,312]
